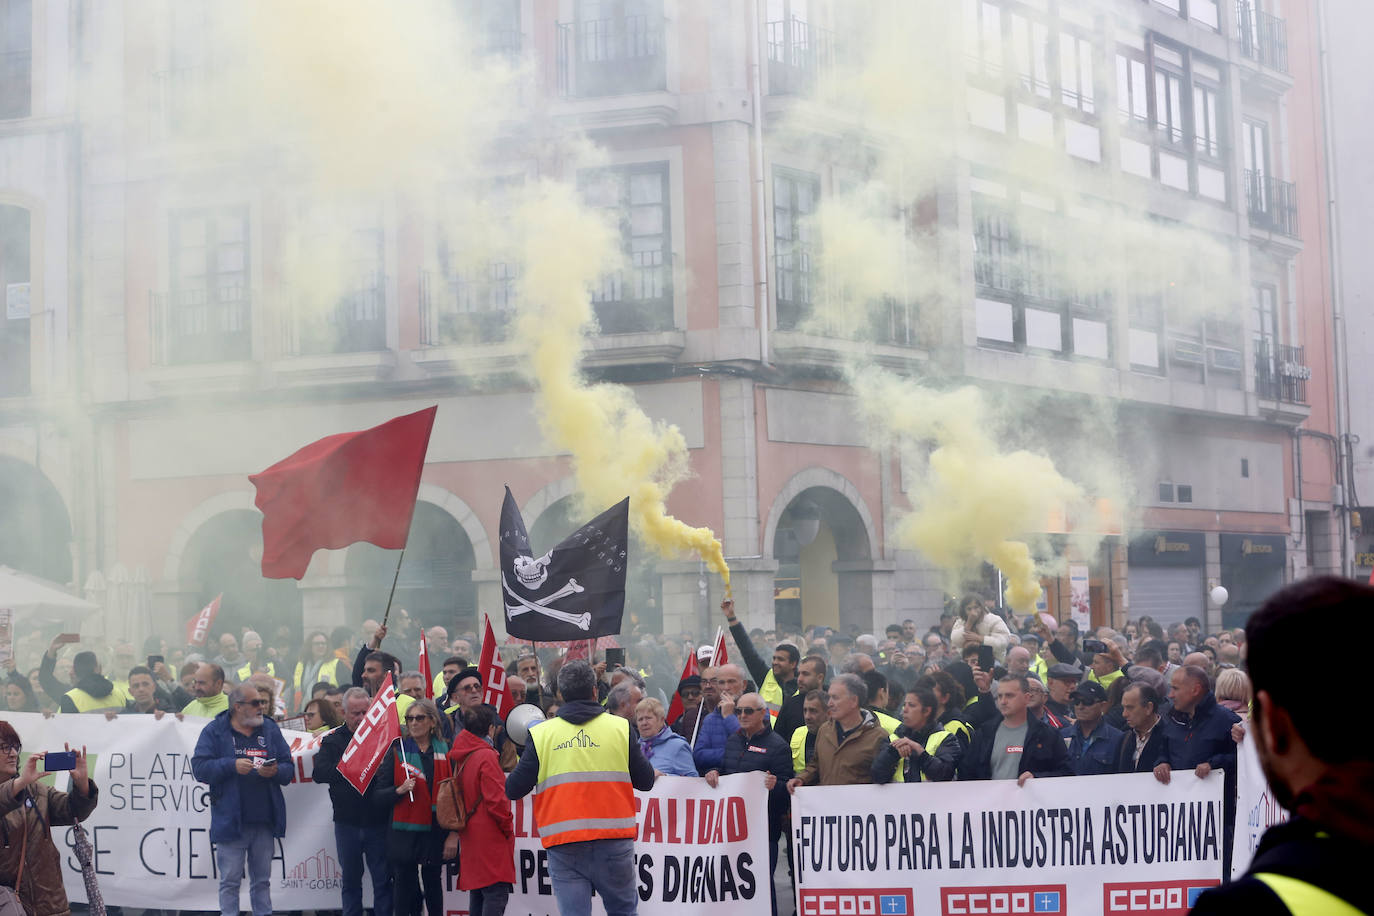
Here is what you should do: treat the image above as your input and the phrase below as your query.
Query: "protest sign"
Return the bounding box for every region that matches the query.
[1231,732,1288,879]
[792,772,1224,916]
[6,713,769,914]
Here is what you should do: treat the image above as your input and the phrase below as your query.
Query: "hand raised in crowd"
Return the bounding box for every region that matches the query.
[14,752,42,791]
[593,661,607,680]
[891,737,925,759]
[971,665,994,695]
[151,661,172,682]
[720,598,736,623]
[235,757,254,775]
[369,624,388,650]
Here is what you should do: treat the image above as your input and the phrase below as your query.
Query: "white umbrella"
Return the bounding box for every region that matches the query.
[0,566,100,620]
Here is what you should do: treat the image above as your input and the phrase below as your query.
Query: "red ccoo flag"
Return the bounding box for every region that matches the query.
[665,651,700,724]
[711,626,729,668]
[477,615,516,719]
[185,594,222,648]
[249,407,437,579]
[338,673,401,795]
[417,623,434,700]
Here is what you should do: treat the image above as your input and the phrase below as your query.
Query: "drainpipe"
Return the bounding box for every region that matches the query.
[750,0,770,368]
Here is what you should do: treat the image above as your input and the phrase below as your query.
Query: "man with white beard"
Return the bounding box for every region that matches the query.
[192,683,294,916]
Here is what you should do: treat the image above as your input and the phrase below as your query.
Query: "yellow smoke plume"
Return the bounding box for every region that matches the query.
[510,183,730,588]
[851,368,1084,611]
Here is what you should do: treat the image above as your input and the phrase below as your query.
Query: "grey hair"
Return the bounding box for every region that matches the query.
[831,672,868,706]
[841,653,872,675]
[399,670,424,683]
[854,634,879,654]
[342,686,371,706]
[558,660,598,701]
[228,683,259,705]
[611,666,645,689]
[606,680,643,714]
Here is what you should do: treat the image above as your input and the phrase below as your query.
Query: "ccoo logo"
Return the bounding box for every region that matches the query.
[941,885,1067,915]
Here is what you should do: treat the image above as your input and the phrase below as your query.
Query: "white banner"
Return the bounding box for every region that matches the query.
[8,712,769,914]
[1230,732,1288,879]
[792,772,1224,916]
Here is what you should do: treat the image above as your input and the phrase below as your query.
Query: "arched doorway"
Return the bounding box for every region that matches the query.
[180,510,303,643]
[529,495,661,635]
[772,486,872,633]
[346,501,477,635]
[0,456,71,585]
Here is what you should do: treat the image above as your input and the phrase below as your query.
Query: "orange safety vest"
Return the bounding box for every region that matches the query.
[530,712,637,849]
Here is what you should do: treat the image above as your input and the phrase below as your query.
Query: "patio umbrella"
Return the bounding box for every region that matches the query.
[0,566,100,621]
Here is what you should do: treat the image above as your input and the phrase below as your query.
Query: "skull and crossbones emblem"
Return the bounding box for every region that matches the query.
[504,552,591,630]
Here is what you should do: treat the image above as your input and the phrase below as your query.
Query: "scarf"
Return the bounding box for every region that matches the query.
[640,724,672,760]
[391,736,451,831]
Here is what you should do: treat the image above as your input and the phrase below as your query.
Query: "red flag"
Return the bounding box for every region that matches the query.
[185,594,221,648]
[711,627,729,668]
[249,407,437,579]
[478,616,516,718]
[338,673,401,795]
[665,651,700,724]
[417,624,434,700]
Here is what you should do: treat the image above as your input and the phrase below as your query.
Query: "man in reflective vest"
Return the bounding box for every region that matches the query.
[506,660,656,916]
[721,599,797,722]
[1189,577,1373,915]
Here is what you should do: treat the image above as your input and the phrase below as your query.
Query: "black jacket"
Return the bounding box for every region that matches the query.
[871,722,960,784]
[958,712,1072,781]
[1163,692,1240,771]
[1114,719,1172,773]
[717,723,793,830]
[774,690,806,743]
[313,724,391,827]
[504,699,656,800]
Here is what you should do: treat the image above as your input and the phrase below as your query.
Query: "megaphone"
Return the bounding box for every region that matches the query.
[505,703,546,747]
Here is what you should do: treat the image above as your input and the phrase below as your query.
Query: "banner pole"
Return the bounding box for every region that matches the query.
[381,547,407,629]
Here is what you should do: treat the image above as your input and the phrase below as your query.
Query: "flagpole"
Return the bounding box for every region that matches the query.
[381,547,407,629]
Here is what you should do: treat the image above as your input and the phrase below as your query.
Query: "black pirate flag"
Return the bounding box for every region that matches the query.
[499,486,630,641]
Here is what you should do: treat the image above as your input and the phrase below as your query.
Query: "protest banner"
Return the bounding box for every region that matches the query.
[1230,732,1288,879]
[792,772,1224,916]
[5,712,769,914]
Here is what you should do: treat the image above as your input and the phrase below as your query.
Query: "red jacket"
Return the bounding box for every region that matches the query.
[449,730,516,889]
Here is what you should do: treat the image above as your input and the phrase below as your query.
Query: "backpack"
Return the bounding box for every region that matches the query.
[434,757,476,832]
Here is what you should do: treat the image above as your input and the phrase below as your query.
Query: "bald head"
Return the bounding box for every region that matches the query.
[1183,651,1211,673]
[1006,646,1031,676]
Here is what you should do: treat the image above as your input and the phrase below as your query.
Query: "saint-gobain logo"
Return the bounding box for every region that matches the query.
[940,884,1067,915]
[287,848,342,881]
[798,888,914,915]
[551,729,600,751]
[1103,880,1220,914]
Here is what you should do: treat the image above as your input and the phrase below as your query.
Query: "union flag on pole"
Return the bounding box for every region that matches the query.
[477,615,516,719]
[185,594,221,648]
[417,624,434,700]
[665,651,700,724]
[338,673,401,795]
[711,626,729,668]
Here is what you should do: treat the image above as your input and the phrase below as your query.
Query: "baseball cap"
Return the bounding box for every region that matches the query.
[1048,663,1084,681]
[1070,681,1108,704]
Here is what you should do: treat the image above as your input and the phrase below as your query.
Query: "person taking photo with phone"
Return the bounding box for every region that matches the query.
[192,684,294,916]
[0,723,97,916]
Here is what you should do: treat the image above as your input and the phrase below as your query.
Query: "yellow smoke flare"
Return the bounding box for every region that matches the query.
[854,368,1083,612]
[511,183,730,589]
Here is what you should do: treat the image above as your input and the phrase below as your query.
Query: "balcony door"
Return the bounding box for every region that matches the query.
[1243,118,1270,219]
[573,0,665,96]
[167,208,251,364]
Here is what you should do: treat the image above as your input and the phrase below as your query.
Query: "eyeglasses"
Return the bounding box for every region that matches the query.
[404,714,429,722]
[0,745,19,755]
[735,706,762,716]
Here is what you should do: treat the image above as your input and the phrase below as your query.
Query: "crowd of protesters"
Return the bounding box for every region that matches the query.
[0,584,1350,916]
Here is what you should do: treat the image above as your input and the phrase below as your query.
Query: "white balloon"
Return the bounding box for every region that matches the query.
[1209,585,1229,607]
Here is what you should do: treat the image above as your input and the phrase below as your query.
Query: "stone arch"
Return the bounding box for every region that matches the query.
[0,454,73,584]
[761,467,879,561]
[161,490,258,583]
[518,477,577,532]
[323,484,491,575]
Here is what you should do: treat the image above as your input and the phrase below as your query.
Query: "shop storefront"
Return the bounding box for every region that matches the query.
[1126,531,1206,628]
[1219,533,1287,629]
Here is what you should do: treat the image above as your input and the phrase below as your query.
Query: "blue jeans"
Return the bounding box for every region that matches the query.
[545,838,638,916]
[215,822,274,916]
[335,822,393,916]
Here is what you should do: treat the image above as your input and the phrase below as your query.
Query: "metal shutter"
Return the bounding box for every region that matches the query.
[1127,566,1202,628]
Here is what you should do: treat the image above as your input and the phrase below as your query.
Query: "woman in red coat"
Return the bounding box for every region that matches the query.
[449,705,516,915]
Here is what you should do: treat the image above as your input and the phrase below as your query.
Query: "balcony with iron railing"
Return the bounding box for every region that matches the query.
[556,14,665,98]
[1245,170,1299,239]
[766,18,837,96]
[590,250,673,334]
[418,263,518,346]
[1236,2,1289,74]
[774,250,919,349]
[282,272,388,357]
[1255,340,1308,404]
[149,285,252,365]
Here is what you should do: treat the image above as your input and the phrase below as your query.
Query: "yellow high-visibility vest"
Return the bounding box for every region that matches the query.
[531,713,636,849]
[1254,873,1364,916]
